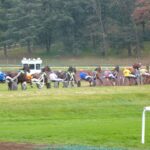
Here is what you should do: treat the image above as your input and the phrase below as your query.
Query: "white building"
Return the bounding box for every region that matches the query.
[21,58,42,74]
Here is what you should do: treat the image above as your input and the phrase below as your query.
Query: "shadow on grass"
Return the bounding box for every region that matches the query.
[36,145,126,150]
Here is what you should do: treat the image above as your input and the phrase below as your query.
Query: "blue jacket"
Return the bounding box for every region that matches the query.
[0,72,6,82]
[80,72,88,80]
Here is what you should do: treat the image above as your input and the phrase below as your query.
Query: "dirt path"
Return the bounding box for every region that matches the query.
[0,142,44,150]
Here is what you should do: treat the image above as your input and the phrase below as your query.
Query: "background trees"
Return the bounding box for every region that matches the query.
[132,0,150,41]
[0,0,149,58]
[0,0,15,57]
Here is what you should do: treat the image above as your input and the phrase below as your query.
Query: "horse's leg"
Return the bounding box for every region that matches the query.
[98,77,103,86]
[134,78,138,85]
[136,76,140,85]
[124,77,130,86]
[46,82,51,88]
[21,81,27,90]
[8,82,12,90]
[119,76,123,86]
[30,82,33,88]
[70,81,75,87]
[89,80,92,87]
[12,81,18,90]
[129,77,132,86]
[77,80,81,87]
[112,79,116,86]
[92,80,96,86]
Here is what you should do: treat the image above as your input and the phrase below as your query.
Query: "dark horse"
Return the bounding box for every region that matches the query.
[53,66,78,87]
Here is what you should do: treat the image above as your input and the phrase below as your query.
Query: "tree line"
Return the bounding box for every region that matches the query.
[0,0,150,58]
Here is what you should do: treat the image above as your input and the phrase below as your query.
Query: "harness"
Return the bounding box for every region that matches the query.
[66,71,75,81]
[31,72,46,89]
[103,70,115,79]
[6,71,23,83]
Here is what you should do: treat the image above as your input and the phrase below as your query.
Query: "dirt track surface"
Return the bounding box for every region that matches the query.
[0,142,44,150]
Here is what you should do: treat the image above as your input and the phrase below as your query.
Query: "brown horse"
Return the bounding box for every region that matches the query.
[29,66,50,89]
[6,71,28,90]
[5,65,46,90]
[98,66,120,86]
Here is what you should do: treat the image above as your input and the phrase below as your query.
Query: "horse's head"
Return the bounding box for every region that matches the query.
[42,66,51,73]
[114,65,120,72]
[133,63,141,70]
[54,71,65,79]
[95,66,102,73]
[68,66,73,72]
[23,65,30,73]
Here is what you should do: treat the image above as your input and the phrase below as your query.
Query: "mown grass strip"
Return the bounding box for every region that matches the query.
[0,85,149,149]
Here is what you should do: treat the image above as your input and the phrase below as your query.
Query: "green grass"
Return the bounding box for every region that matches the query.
[0,84,150,150]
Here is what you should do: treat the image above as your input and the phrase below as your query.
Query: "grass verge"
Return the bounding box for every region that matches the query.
[0,85,149,150]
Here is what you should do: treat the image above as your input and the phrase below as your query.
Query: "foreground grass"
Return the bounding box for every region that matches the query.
[0,84,150,149]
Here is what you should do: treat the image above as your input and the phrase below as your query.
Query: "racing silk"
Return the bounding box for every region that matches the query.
[50,72,58,81]
[104,70,112,78]
[49,72,64,82]
[26,72,32,80]
[123,69,131,77]
[0,72,6,82]
[140,69,147,75]
[140,68,150,76]
[123,68,136,78]
[80,72,88,80]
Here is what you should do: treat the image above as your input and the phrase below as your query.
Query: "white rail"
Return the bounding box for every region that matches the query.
[141,106,150,144]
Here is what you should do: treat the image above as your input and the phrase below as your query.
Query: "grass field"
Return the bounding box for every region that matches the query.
[0,84,150,150]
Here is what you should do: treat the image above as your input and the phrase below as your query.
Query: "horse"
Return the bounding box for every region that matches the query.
[5,65,33,90]
[64,66,78,87]
[78,70,97,87]
[140,66,150,85]
[99,66,120,86]
[52,66,78,88]
[31,72,48,89]
[29,66,50,89]
[5,65,49,90]
[122,66,140,86]
[6,70,28,90]
[32,66,66,88]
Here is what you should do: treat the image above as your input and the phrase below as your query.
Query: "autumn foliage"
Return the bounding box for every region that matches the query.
[132,0,150,24]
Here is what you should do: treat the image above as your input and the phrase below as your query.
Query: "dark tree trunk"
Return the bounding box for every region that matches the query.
[46,44,50,53]
[142,21,146,41]
[101,49,106,56]
[93,0,107,57]
[46,41,51,53]
[142,21,145,35]
[134,24,141,58]
[127,44,132,56]
[4,44,8,58]
[46,37,51,53]
[93,36,96,50]
[27,40,32,54]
